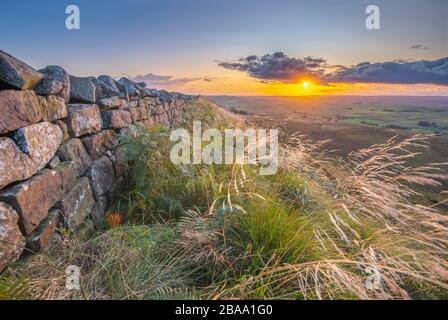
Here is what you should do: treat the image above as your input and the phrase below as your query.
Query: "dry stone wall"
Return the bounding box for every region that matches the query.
[0,50,196,271]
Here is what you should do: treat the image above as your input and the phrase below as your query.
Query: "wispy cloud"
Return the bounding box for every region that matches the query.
[409,44,430,50]
[218,52,448,85]
[129,73,221,88]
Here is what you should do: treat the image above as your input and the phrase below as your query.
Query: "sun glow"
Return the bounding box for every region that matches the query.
[302,81,310,88]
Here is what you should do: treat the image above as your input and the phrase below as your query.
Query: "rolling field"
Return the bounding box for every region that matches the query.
[210,95,448,207]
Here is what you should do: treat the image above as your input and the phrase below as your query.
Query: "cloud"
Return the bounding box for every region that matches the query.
[329,57,448,85]
[218,52,448,86]
[218,52,327,83]
[409,44,430,50]
[129,73,216,87]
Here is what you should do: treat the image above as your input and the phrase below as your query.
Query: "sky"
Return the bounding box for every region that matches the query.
[1,0,447,96]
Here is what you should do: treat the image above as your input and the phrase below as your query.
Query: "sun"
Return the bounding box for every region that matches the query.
[302,81,310,88]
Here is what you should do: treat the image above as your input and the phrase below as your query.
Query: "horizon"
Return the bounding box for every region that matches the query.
[207,94,448,98]
[1,0,447,96]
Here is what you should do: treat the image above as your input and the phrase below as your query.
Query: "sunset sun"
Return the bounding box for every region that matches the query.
[302,81,310,88]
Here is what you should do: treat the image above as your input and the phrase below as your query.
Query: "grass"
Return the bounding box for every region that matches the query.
[2,99,448,300]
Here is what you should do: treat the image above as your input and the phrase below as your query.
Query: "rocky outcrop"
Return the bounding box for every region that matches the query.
[0,49,196,270]
[0,50,43,90]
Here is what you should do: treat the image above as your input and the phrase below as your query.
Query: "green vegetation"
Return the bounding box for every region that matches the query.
[4,100,448,300]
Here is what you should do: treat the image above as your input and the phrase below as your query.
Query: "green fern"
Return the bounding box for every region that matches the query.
[0,274,31,300]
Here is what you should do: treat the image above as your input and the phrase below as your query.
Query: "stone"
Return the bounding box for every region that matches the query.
[98,96,122,110]
[56,177,95,231]
[0,50,43,90]
[43,232,65,254]
[86,155,115,200]
[46,155,61,169]
[116,77,141,98]
[69,75,96,103]
[106,176,124,205]
[35,65,70,103]
[137,81,147,89]
[38,95,67,121]
[152,104,165,115]
[0,90,43,134]
[98,75,119,92]
[14,122,63,171]
[75,218,95,241]
[119,124,140,137]
[81,130,117,159]
[138,117,155,127]
[90,195,108,229]
[139,107,149,120]
[101,110,132,129]
[142,88,153,97]
[53,120,69,141]
[57,138,93,176]
[89,77,120,101]
[66,104,102,137]
[127,100,139,108]
[0,169,64,234]
[108,146,126,174]
[127,107,139,122]
[0,202,25,271]
[156,113,170,126]
[26,209,60,253]
[0,137,37,189]
[115,80,129,101]
[128,106,149,122]
[53,161,77,193]
[138,98,151,109]
[120,98,130,109]
[148,89,159,97]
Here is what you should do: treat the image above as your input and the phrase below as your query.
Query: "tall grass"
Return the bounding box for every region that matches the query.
[4,100,448,300]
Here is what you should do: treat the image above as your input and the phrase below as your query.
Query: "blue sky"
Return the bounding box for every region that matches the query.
[1,0,447,95]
